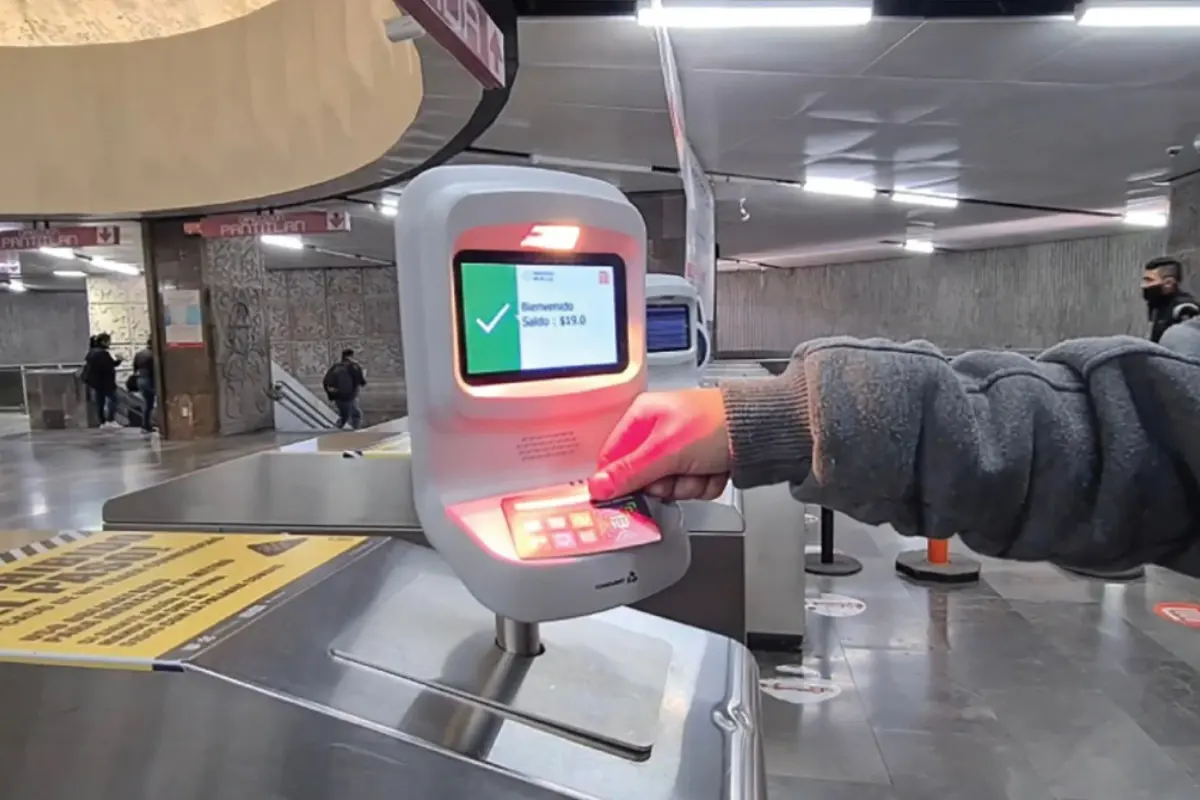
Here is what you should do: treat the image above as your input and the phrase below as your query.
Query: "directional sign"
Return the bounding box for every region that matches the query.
[393,0,505,89]
[184,211,352,239]
[0,226,120,251]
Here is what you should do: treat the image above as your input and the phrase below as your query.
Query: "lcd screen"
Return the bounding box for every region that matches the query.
[453,250,628,385]
[646,304,691,354]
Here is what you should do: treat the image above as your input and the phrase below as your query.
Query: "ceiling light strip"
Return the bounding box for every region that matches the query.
[1076,2,1200,27]
[636,2,872,28]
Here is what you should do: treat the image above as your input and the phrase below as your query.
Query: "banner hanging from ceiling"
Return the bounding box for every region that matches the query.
[650,2,716,335]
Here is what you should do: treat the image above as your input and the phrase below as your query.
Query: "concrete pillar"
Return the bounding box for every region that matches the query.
[628,190,687,276]
[143,221,273,439]
[1168,172,1200,286]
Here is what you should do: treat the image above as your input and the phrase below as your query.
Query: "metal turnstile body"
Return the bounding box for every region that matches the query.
[93,424,765,799]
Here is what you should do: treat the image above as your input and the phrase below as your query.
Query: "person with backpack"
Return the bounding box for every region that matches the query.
[132,338,156,434]
[82,333,123,429]
[323,348,367,430]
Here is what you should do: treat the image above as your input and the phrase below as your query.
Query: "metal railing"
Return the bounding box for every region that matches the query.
[0,362,87,412]
[272,380,340,430]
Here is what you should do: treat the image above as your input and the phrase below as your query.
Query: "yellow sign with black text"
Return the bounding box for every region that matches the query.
[0,531,372,669]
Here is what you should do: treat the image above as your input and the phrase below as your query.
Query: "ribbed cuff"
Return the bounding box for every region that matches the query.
[720,365,814,490]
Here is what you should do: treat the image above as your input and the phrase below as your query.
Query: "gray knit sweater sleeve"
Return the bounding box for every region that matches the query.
[719,323,1200,575]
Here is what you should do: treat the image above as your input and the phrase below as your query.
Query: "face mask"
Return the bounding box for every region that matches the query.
[1144,285,1166,305]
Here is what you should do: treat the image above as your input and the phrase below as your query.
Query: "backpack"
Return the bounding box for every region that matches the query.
[323,363,347,400]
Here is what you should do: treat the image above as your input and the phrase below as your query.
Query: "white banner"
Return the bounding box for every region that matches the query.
[650,2,716,332]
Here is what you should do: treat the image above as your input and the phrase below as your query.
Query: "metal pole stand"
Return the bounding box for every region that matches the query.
[895,538,980,585]
[804,507,862,576]
[495,616,543,656]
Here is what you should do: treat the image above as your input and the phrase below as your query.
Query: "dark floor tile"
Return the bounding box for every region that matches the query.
[983,686,1200,799]
[843,648,1005,735]
[767,775,897,799]
[874,729,1055,800]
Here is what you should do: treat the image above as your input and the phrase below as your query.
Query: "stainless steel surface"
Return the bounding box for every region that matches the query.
[0,539,764,799]
[496,616,543,656]
[196,539,765,799]
[103,453,423,534]
[743,483,809,646]
[632,530,746,644]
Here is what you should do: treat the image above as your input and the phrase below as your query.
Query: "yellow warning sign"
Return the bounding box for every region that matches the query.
[0,531,372,669]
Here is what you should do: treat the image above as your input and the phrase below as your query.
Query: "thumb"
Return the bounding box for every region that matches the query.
[589,438,678,500]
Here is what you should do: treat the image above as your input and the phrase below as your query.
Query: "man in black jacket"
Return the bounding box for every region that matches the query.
[1143,256,1199,342]
[323,349,367,430]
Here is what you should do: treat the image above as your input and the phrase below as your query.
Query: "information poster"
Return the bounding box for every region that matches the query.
[459,261,618,375]
[0,531,374,669]
[163,288,204,348]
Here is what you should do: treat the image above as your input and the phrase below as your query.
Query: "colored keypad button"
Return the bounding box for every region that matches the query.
[552,533,575,549]
[578,529,597,544]
[523,519,543,533]
[569,512,593,528]
[547,517,568,530]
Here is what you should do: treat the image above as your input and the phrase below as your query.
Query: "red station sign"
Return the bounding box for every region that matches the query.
[0,226,120,251]
[185,211,352,239]
[393,0,505,89]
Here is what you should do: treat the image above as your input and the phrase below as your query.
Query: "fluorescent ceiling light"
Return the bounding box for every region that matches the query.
[531,153,653,174]
[636,2,872,28]
[1123,211,1168,228]
[379,195,400,217]
[1077,2,1200,26]
[90,257,140,276]
[53,270,87,278]
[891,191,959,210]
[6,279,26,293]
[260,234,305,250]
[903,240,936,254]
[39,246,75,259]
[802,177,877,199]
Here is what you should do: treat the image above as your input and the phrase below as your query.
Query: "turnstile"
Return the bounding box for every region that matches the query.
[0,535,762,799]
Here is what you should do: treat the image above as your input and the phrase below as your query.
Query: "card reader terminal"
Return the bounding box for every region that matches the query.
[502,488,660,560]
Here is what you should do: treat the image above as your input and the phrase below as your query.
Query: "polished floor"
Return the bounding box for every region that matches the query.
[769,517,1200,799]
[0,424,305,534]
[1,427,1198,799]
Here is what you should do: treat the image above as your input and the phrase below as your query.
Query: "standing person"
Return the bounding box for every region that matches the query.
[1143,256,1199,343]
[132,338,156,434]
[83,333,123,429]
[323,348,367,430]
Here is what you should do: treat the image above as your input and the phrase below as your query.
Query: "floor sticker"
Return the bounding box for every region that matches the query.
[1154,601,1200,628]
[805,593,867,618]
[760,675,842,705]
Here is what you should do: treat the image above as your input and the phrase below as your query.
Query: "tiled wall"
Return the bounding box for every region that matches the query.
[86,275,152,366]
[716,232,1166,353]
[266,266,405,423]
[0,291,89,365]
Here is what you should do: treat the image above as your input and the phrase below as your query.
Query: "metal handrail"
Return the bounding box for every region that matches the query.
[272,380,339,430]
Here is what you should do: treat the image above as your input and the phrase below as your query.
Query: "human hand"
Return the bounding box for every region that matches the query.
[588,388,731,502]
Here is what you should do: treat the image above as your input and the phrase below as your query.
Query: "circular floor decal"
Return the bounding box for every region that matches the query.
[1154,601,1200,628]
[805,593,867,618]
[760,675,843,705]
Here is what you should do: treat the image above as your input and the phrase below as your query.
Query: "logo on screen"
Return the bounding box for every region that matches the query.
[599,272,610,285]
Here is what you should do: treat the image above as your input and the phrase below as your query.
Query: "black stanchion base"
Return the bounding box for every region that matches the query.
[804,552,863,576]
[1059,564,1145,582]
[747,632,805,653]
[895,550,981,585]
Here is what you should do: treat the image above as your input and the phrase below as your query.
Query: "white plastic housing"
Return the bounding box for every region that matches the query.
[646,273,708,390]
[395,165,690,623]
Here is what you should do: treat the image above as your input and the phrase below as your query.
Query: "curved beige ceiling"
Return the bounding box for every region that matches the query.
[0,0,423,215]
[0,0,274,45]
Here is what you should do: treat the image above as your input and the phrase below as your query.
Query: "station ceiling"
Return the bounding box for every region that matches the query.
[13,4,1200,284]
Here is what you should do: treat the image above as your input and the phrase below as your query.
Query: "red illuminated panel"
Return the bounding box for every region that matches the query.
[501,486,661,561]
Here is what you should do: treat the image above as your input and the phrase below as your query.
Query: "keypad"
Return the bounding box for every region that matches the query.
[501,486,660,560]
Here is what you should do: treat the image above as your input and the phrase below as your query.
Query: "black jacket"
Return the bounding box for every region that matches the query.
[83,347,121,392]
[323,360,366,402]
[1149,290,1199,343]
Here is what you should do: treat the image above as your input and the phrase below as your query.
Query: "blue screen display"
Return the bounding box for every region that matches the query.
[647,304,691,353]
